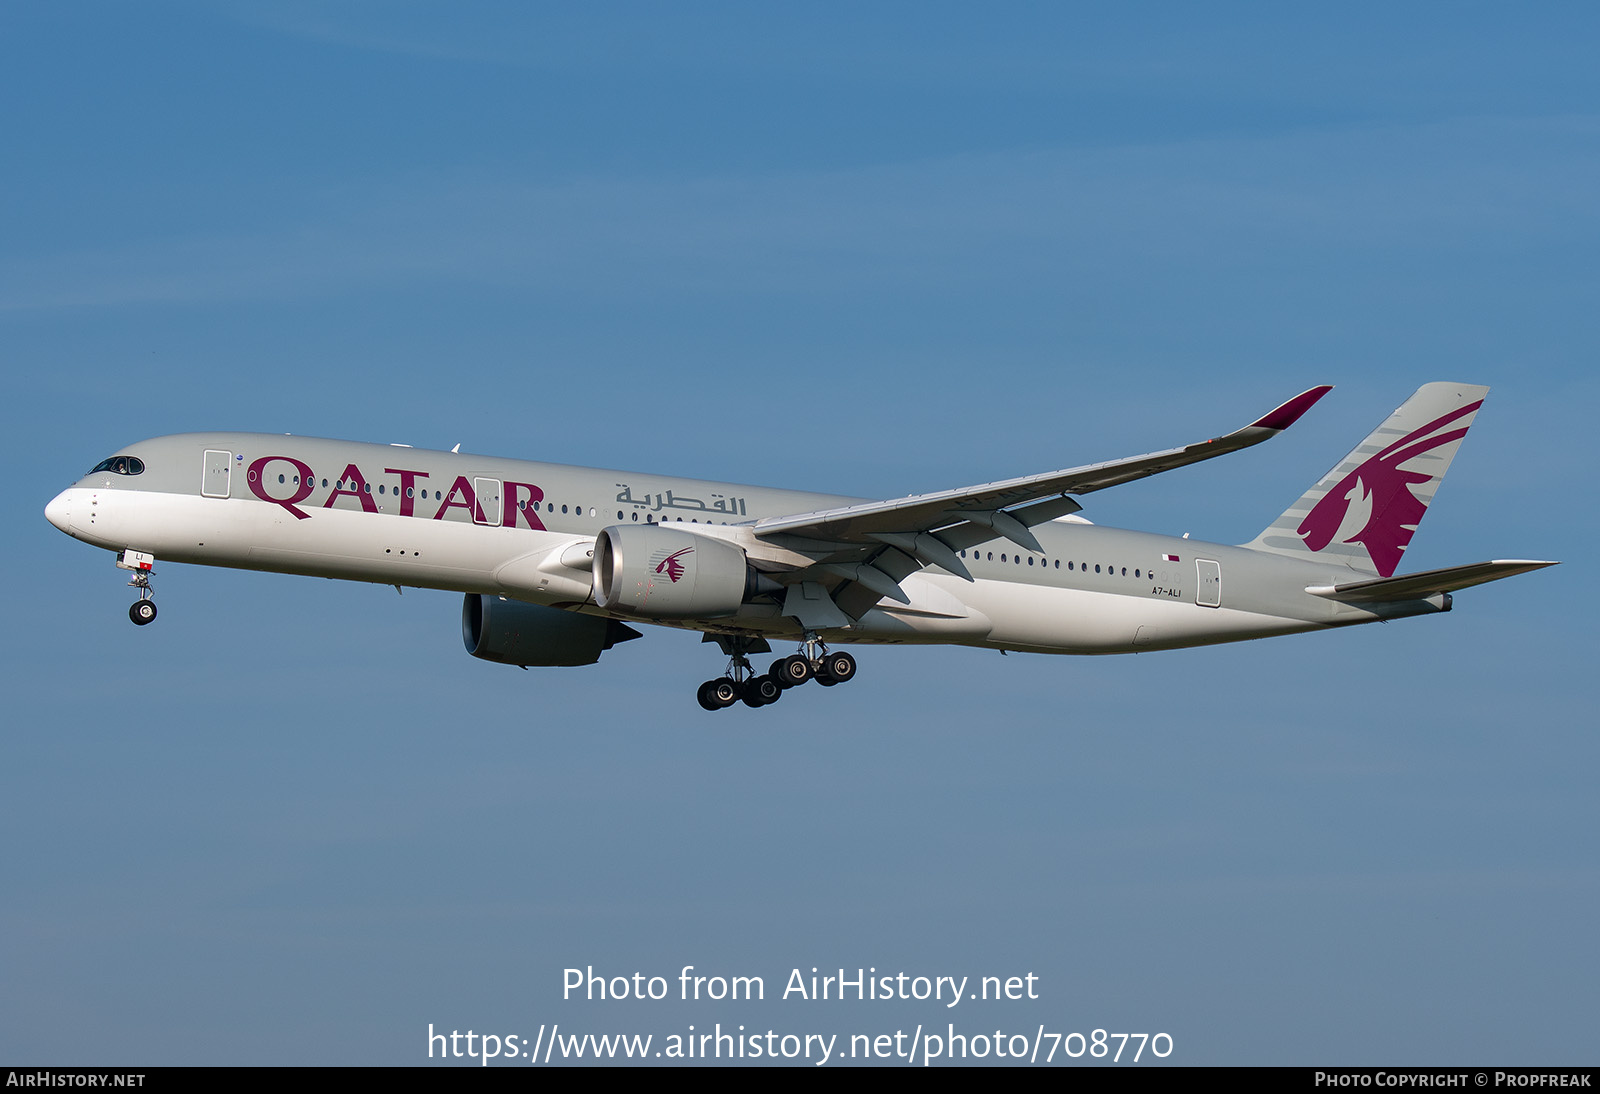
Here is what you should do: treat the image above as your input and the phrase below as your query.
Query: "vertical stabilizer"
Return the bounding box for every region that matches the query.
[1243,382,1489,576]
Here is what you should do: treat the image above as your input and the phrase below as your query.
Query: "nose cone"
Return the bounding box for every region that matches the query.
[45,490,72,533]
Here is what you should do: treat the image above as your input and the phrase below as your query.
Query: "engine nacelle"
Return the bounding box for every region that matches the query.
[592,524,754,618]
[462,594,641,667]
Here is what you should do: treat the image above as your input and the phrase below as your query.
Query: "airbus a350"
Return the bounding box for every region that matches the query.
[44,382,1554,710]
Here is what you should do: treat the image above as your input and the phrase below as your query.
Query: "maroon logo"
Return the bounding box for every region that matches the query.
[654,547,693,583]
[1297,401,1480,577]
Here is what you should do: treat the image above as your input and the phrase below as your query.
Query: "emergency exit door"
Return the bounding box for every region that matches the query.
[474,477,502,525]
[202,450,232,498]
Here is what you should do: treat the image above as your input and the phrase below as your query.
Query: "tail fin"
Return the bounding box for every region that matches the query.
[1244,382,1489,576]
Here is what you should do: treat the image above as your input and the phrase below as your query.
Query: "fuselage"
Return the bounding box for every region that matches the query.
[44,432,1446,656]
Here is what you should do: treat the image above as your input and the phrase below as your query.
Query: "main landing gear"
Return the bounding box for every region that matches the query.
[118,550,158,626]
[695,632,857,711]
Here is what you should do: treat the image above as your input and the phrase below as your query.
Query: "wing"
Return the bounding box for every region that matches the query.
[755,386,1330,547]
[752,385,1332,624]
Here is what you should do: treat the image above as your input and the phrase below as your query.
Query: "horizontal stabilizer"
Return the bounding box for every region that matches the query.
[1305,559,1558,603]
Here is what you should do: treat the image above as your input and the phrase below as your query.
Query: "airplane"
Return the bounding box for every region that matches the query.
[43,382,1555,711]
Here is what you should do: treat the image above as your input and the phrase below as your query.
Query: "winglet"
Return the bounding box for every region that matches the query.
[1251,385,1333,431]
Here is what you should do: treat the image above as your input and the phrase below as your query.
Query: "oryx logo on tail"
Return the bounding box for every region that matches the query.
[652,546,693,583]
[1297,400,1481,577]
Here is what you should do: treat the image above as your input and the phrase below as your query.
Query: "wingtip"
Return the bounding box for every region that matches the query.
[1251,384,1333,431]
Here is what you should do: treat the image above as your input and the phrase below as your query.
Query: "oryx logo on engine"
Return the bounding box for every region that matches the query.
[651,547,693,583]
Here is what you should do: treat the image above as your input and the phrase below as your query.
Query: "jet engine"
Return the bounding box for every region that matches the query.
[592,525,761,618]
[462,594,641,667]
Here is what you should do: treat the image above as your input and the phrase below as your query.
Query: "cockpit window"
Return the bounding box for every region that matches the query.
[90,456,145,476]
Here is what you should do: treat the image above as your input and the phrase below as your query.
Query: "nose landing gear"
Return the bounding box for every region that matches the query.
[118,550,158,626]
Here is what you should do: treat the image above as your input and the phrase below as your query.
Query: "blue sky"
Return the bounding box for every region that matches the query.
[4,3,1595,1065]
